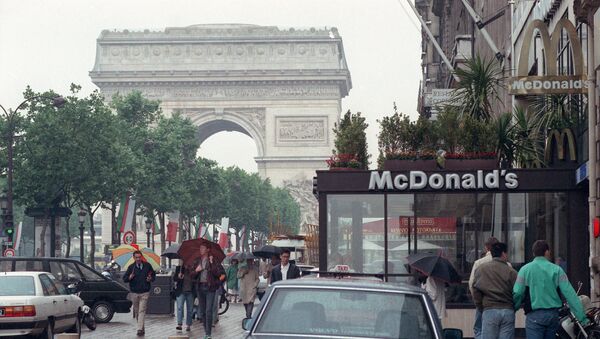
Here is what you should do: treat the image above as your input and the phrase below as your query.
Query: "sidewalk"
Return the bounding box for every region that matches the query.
[82,301,247,339]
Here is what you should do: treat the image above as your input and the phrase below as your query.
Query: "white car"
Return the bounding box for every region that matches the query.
[0,271,83,338]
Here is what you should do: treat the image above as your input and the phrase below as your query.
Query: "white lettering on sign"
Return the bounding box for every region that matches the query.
[368,170,519,191]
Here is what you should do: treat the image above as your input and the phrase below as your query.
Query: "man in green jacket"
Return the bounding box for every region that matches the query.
[513,240,588,339]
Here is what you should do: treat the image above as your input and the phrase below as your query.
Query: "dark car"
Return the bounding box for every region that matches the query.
[0,257,132,323]
[242,277,463,339]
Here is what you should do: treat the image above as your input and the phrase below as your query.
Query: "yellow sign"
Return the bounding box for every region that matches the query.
[510,19,586,95]
[544,128,577,163]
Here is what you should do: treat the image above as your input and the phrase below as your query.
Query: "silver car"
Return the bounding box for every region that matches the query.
[242,277,462,339]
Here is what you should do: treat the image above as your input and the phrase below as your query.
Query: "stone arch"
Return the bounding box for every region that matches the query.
[185,109,266,158]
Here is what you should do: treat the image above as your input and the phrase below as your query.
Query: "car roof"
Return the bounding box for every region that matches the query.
[270,276,426,294]
[0,257,79,262]
[1,271,46,277]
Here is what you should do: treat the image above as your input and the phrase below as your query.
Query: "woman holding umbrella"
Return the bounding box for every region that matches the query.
[237,253,260,319]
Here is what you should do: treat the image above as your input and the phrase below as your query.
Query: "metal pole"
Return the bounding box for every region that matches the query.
[79,222,84,263]
[458,0,503,62]
[50,209,56,257]
[146,230,151,248]
[403,0,460,82]
[588,21,597,301]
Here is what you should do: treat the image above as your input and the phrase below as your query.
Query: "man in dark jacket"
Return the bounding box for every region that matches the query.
[472,242,517,339]
[271,249,301,283]
[123,250,156,337]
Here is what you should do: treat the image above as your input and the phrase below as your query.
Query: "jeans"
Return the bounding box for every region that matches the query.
[130,292,150,331]
[474,308,483,339]
[482,308,515,339]
[176,291,194,326]
[525,308,560,339]
[197,285,215,335]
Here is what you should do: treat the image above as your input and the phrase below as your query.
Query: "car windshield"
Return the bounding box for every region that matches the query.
[0,276,36,296]
[254,287,435,339]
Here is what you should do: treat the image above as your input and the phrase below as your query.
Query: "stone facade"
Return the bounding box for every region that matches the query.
[90,24,352,227]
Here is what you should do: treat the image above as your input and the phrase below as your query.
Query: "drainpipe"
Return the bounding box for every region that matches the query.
[588,21,597,300]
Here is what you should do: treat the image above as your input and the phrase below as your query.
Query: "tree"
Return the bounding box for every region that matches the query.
[451,55,503,121]
[332,110,370,169]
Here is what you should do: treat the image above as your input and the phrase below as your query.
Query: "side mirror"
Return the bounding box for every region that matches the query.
[66,285,78,294]
[242,317,252,331]
[443,328,463,339]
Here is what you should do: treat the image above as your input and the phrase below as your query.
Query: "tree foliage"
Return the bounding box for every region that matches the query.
[332,110,370,169]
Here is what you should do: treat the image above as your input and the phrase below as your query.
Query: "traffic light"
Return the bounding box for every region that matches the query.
[3,223,13,237]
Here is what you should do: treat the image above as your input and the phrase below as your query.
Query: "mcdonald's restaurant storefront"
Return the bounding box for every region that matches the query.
[314,167,589,336]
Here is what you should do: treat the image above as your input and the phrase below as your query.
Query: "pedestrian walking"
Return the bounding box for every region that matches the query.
[469,237,499,339]
[513,240,588,339]
[238,257,260,318]
[193,244,226,339]
[263,255,280,284]
[423,275,446,321]
[226,259,239,303]
[472,242,517,339]
[270,249,300,283]
[123,250,156,337]
[173,264,195,332]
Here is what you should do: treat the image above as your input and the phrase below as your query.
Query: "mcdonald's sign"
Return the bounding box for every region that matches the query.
[510,18,587,95]
[544,128,577,164]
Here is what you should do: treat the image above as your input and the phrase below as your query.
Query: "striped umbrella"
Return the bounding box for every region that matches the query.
[111,244,161,271]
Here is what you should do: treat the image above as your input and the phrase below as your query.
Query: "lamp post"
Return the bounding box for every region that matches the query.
[145,218,152,248]
[0,193,7,254]
[78,209,86,263]
[0,95,65,255]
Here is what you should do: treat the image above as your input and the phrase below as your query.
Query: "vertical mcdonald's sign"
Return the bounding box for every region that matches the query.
[510,18,587,95]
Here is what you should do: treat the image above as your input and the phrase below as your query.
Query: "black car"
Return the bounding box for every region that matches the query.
[0,257,132,323]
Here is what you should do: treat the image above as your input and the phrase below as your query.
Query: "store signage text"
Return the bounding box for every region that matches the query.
[368,170,519,191]
[509,18,586,95]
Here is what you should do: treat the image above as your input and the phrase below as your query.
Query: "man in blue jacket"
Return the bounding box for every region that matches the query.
[123,250,156,337]
[513,240,588,339]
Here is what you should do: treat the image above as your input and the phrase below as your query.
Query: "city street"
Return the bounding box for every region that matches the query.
[82,302,247,339]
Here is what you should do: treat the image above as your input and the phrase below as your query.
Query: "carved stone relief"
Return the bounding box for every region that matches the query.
[98,84,340,101]
[283,179,318,226]
[276,117,327,144]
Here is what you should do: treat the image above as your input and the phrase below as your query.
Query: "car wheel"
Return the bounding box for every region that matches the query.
[92,301,114,323]
[66,313,81,334]
[38,320,54,339]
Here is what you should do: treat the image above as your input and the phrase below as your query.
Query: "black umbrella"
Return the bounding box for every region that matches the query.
[407,253,461,283]
[253,245,282,259]
[161,243,181,260]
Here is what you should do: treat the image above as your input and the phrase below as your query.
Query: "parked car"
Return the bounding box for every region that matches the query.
[242,277,463,339]
[0,257,132,323]
[0,271,84,338]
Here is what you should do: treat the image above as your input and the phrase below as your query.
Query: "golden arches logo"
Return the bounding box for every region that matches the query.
[544,128,577,163]
[510,18,587,95]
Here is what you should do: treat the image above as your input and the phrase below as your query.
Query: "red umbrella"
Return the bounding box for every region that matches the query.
[177,238,226,265]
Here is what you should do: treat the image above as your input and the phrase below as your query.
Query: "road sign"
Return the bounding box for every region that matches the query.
[3,248,15,257]
[122,231,136,245]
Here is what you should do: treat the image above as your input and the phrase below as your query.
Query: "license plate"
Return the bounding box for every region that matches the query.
[0,308,4,317]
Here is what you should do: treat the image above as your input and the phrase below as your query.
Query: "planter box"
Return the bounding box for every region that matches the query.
[383,160,439,171]
[384,159,498,171]
[328,167,361,171]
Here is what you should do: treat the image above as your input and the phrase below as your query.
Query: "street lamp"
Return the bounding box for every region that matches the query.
[145,218,152,248]
[0,95,65,255]
[78,209,87,263]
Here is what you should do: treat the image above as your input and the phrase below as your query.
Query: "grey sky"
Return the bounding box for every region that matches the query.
[0,0,421,172]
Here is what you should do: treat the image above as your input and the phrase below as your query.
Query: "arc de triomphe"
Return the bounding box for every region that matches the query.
[90,24,352,226]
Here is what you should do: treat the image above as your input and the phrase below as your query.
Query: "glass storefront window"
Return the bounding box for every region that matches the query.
[327,195,384,273]
[325,191,573,306]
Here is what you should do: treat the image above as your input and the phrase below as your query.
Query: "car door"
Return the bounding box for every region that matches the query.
[48,274,79,332]
[39,274,66,330]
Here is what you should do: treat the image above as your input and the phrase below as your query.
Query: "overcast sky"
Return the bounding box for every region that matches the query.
[0,0,421,172]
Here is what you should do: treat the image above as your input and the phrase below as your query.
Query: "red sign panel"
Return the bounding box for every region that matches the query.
[362,217,456,235]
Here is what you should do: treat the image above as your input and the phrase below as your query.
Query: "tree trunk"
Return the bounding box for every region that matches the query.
[88,209,96,268]
[234,231,240,251]
[65,215,71,258]
[111,203,118,245]
[39,212,49,257]
[160,212,166,267]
